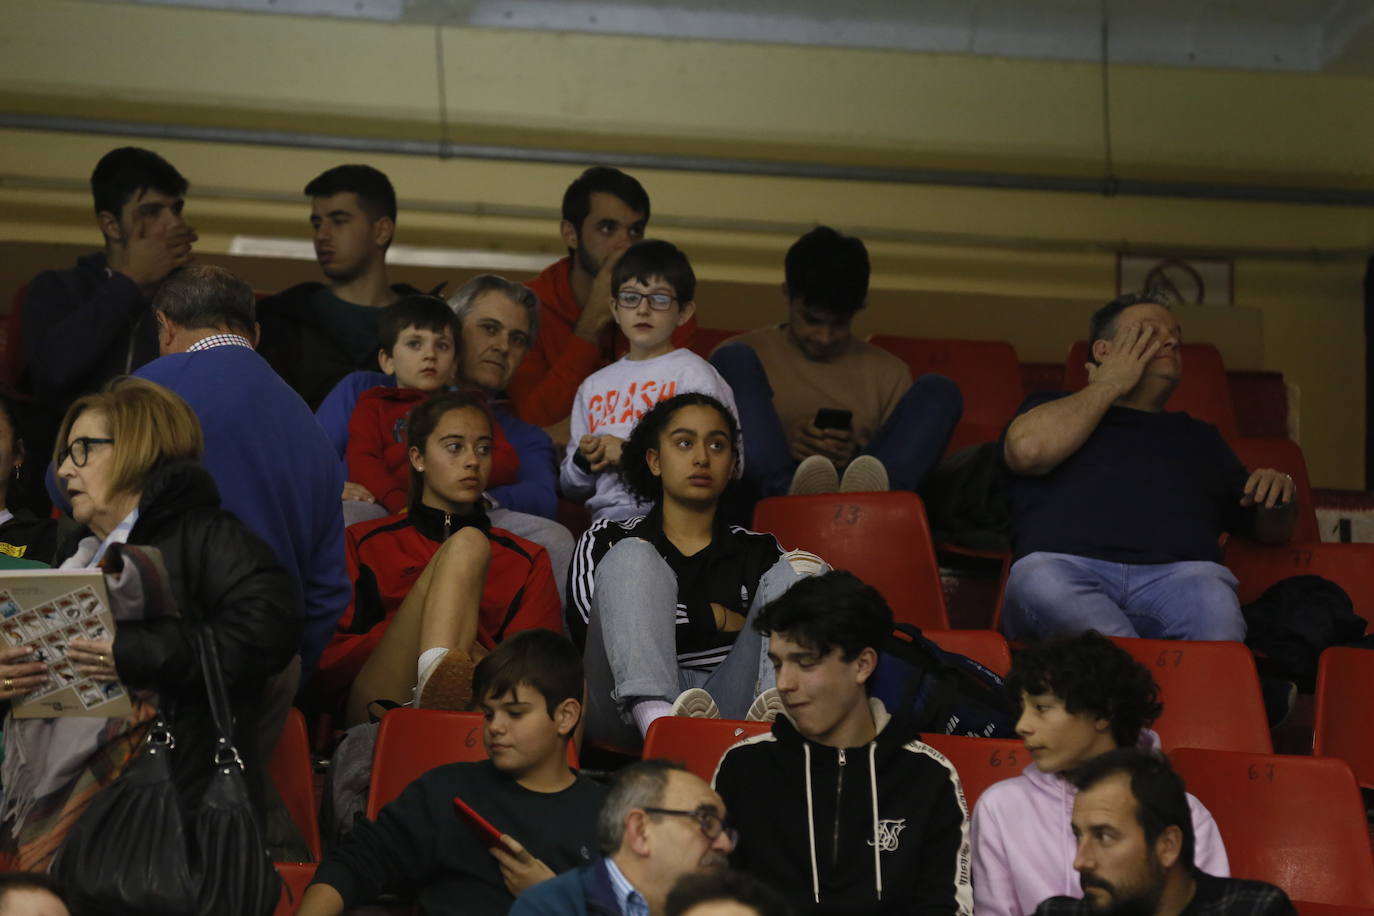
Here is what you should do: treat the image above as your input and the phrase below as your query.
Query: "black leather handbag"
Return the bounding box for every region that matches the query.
[53,629,279,916]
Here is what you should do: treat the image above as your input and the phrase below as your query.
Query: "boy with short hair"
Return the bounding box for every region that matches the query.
[712,571,973,915]
[298,629,606,916]
[970,631,1229,916]
[345,294,517,514]
[560,239,739,521]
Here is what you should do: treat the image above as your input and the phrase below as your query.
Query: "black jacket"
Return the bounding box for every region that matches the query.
[713,700,973,915]
[0,509,60,566]
[54,459,301,806]
[21,252,159,416]
[256,281,421,410]
[565,506,782,658]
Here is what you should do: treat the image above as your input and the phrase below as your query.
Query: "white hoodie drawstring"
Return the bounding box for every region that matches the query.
[869,742,882,900]
[803,742,820,903]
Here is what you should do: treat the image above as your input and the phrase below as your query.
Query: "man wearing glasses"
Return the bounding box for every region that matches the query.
[513,760,736,916]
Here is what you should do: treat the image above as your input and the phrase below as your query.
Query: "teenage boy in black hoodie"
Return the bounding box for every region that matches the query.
[712,571,972,915]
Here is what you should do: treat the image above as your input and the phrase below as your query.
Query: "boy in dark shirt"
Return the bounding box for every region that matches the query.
[298,629,605,916]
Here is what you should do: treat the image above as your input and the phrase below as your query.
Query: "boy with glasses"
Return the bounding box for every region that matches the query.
[512,760,735,916]
[560,240,739,522]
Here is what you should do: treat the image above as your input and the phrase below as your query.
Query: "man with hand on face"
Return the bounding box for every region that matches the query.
[23,147,196,426]
[511,166,696,430]
[711,226,962,504]
[1035,749,1295,916]
[511,760,735,916]
[1001,292,1297,642]
[257,164,421,409]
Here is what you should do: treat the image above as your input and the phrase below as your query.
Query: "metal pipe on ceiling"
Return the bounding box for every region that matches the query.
[3,111,1373,208]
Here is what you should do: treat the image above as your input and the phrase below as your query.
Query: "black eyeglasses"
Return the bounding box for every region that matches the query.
[642,806,737,845]
[615,290,678,311]
[58,437,114,468]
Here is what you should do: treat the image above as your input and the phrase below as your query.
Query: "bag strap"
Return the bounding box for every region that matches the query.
[197,628,243,771]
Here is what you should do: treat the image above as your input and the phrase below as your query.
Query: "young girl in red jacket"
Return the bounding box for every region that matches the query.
[319,391,561,726]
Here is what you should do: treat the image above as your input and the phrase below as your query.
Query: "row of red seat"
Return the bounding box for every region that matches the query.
[266,640,1374,913]
[691,330,1269,458]
[751,486,1374,634]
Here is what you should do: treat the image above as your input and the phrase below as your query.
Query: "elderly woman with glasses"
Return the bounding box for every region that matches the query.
[2,376,299,859]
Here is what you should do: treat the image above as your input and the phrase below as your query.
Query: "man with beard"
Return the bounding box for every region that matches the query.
[1035,749,1294,916]
[511,760,734,916]
[512,167,696,429]
[257,164,422,409]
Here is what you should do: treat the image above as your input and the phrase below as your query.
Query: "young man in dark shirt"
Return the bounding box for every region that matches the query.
[713,571,972,915]
[298,629,605,916]
[256,164,421,409]
[1001,293,1297,642]
[1035,749,1295,916]
[21,147,195,475]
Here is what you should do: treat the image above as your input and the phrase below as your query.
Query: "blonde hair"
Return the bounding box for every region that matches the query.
[54,376,204,500]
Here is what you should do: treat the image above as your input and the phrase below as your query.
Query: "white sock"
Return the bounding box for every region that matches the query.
[416,646,450,692]
[631,699,674,737]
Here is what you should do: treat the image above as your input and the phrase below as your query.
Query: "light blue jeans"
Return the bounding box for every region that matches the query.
[582,539,820,747]
[1002,551,1245,642]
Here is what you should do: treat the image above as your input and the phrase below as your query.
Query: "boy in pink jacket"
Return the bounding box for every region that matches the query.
[970,631,1229,915]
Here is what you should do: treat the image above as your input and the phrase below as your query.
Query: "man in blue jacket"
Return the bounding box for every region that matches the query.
[512,760,734,916]
[137,264,349,678]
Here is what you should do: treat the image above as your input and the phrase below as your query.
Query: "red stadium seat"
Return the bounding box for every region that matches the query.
[753,492,951,630]
[641,717,771,783]
[267,708,322,861]
[923,629,1012,676]
[688,326,745,360]
[366,708,578,819]
[1227,437,1320,543]
[1064,341,1238,439]
[1294,903,1374,916]
[918,734,1025,811]
[1224,540,1374,634]
[1170,748,1374,906]
[273,862,317,916]
[1313,647,1374,790]
[1108,637,1272,753]
[869,336,1025,454]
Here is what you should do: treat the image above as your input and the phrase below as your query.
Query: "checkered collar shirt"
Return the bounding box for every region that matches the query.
[187,334,253,352]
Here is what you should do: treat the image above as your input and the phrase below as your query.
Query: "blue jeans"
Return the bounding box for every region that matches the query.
[582,539,822,746]
[1002,551,1245,641]
[710,343,962,496]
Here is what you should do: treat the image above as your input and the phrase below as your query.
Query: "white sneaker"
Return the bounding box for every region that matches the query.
[840,455,889,493]
[746,688,785,722]
[789,455,839,495]
[670,687,720,719]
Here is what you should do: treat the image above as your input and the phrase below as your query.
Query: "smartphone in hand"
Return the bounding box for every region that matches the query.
[813,408,853,431]
[453,796,522,858]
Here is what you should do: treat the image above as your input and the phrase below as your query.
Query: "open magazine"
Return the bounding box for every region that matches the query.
[0,569,131,718]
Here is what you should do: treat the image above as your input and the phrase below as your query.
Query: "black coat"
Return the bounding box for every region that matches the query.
[21,252,159,417]
[55,459,301,806]
[0,509,60,566]
[256,281,422,410]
